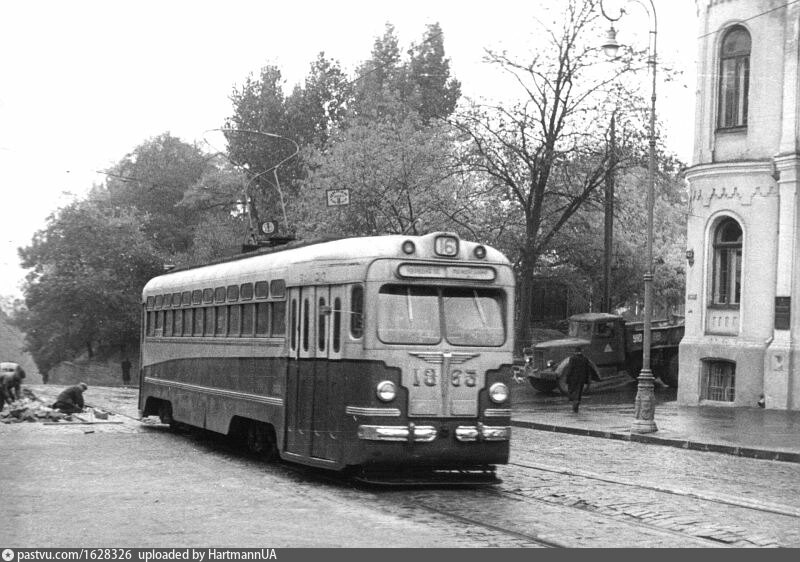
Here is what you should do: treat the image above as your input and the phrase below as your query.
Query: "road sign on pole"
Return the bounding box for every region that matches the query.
[326,189,350,207]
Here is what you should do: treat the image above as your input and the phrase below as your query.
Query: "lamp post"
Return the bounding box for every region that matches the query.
[600,0,658,434]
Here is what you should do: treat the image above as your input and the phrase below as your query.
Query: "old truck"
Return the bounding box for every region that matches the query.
[521,312,684,394]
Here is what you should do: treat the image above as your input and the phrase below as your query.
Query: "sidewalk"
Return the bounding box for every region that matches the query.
[511,384,800,463]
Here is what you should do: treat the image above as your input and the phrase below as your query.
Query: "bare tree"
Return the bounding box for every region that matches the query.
[452,0,646,348]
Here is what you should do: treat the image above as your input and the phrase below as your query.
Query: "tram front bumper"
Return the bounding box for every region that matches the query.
[357,423,511,442]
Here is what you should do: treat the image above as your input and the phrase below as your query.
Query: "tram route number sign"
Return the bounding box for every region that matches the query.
[259,220,277,235]
[326,188,350,207]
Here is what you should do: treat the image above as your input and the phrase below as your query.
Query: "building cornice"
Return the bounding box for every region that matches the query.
[684,160,775,182]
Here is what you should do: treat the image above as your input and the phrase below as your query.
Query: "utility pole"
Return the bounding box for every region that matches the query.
[603,112,616,313]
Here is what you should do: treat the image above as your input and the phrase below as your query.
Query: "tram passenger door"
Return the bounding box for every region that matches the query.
[286,286,335,460]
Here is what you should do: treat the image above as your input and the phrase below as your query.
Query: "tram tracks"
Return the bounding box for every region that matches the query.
[493,460,795,547]
[507,459,800,518]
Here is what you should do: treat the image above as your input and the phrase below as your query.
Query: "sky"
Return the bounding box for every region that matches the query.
[0,0,698,298]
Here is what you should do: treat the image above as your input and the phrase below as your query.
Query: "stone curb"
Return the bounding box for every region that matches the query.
[510,419,800,464]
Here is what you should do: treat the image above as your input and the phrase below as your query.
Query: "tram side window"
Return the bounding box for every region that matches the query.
[350,285,364,339]
[183,309,193,336]
[216,306,227,336]
[193,307,204,336]
[302,298,311,351]
[173,307,183,336]
[290,299,298,350]
[155,310,163,336]
[256,302,270,336]
[270,279,285,298]
[272,301,286,336]
[215,287,226,303]
[229,305,241,336]
[318,297,327,352]
[147,311,155,337]
[332,297,341,352]
[164,310,173,337]
[204,307,215,336]
[242,303,255,336]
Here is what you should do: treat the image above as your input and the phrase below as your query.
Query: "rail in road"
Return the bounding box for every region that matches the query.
[45,386,798,548]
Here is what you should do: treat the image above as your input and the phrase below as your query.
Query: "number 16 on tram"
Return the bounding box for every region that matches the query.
[138,232,515,484]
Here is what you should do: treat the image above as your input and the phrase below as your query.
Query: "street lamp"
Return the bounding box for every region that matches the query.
[600,0,659,434]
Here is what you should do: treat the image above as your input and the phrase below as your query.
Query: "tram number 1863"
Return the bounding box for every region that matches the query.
[412,369,478,387]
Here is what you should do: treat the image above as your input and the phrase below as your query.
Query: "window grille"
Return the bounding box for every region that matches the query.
[702,360,735,402]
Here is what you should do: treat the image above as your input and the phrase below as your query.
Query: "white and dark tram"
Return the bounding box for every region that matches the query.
[139,232,515,483]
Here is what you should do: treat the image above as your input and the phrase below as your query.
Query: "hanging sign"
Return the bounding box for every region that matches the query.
[326,188,350,207]
[260,221,277,235]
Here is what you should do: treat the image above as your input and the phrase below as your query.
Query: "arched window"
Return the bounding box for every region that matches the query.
[712,218,742,306]
[718,26,750,129]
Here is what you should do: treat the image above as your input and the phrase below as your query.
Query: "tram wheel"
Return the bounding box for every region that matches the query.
[157,401,176,428]
[245,421,278,461]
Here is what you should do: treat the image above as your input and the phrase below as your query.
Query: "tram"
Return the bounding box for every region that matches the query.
[138,232,515,484]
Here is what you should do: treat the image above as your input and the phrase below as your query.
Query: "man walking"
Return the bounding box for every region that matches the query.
[564,347,592,413]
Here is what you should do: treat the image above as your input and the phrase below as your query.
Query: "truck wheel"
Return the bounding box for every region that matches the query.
[625,359,642,380]
[245,421,279,461]
[528,378,558,394]
[660,354,679,388]
[157,401,177,429]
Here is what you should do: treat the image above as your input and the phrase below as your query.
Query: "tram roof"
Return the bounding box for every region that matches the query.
[142,233,510,296]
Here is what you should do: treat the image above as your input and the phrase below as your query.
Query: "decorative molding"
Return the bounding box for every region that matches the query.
[689,184,776,208]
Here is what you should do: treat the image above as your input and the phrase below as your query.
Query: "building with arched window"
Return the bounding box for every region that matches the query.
[681,0,800,410]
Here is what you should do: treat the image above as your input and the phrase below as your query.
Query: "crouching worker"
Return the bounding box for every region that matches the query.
[1,364,26,410]
[51,382,88,414]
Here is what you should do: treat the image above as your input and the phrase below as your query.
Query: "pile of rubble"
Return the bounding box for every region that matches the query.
[1,388,111,424]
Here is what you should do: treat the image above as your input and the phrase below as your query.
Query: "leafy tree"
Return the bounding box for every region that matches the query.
[286,53,353,149]
[225,57,352,234]
[543,166,687,316]
[407,23,462,124]
[17,201,164,373]
[105,133,213,253]
[352,23,460,124]
[297,111,465,237]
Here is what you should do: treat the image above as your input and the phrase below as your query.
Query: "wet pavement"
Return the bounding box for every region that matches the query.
[21,380,800,464]
[511,375,800,462]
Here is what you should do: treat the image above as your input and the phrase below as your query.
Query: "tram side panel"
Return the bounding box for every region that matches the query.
[140,340,288,439]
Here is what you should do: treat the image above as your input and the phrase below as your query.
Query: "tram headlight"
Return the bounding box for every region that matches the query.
[488,382,509,404]
[473,245,487,259]
[376,380,397,402]
[402,240,416,255]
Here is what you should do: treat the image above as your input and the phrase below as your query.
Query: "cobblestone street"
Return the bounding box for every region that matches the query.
[3,385,798,548]
[503,428,800,547]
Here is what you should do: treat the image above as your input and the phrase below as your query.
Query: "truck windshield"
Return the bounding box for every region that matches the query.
[568,321,593,339]
[377,285,505,346]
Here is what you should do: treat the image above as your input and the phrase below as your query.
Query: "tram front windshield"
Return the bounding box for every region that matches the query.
[377,285,505,346]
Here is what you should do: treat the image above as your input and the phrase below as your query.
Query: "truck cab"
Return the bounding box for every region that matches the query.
[523,313,626,394]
